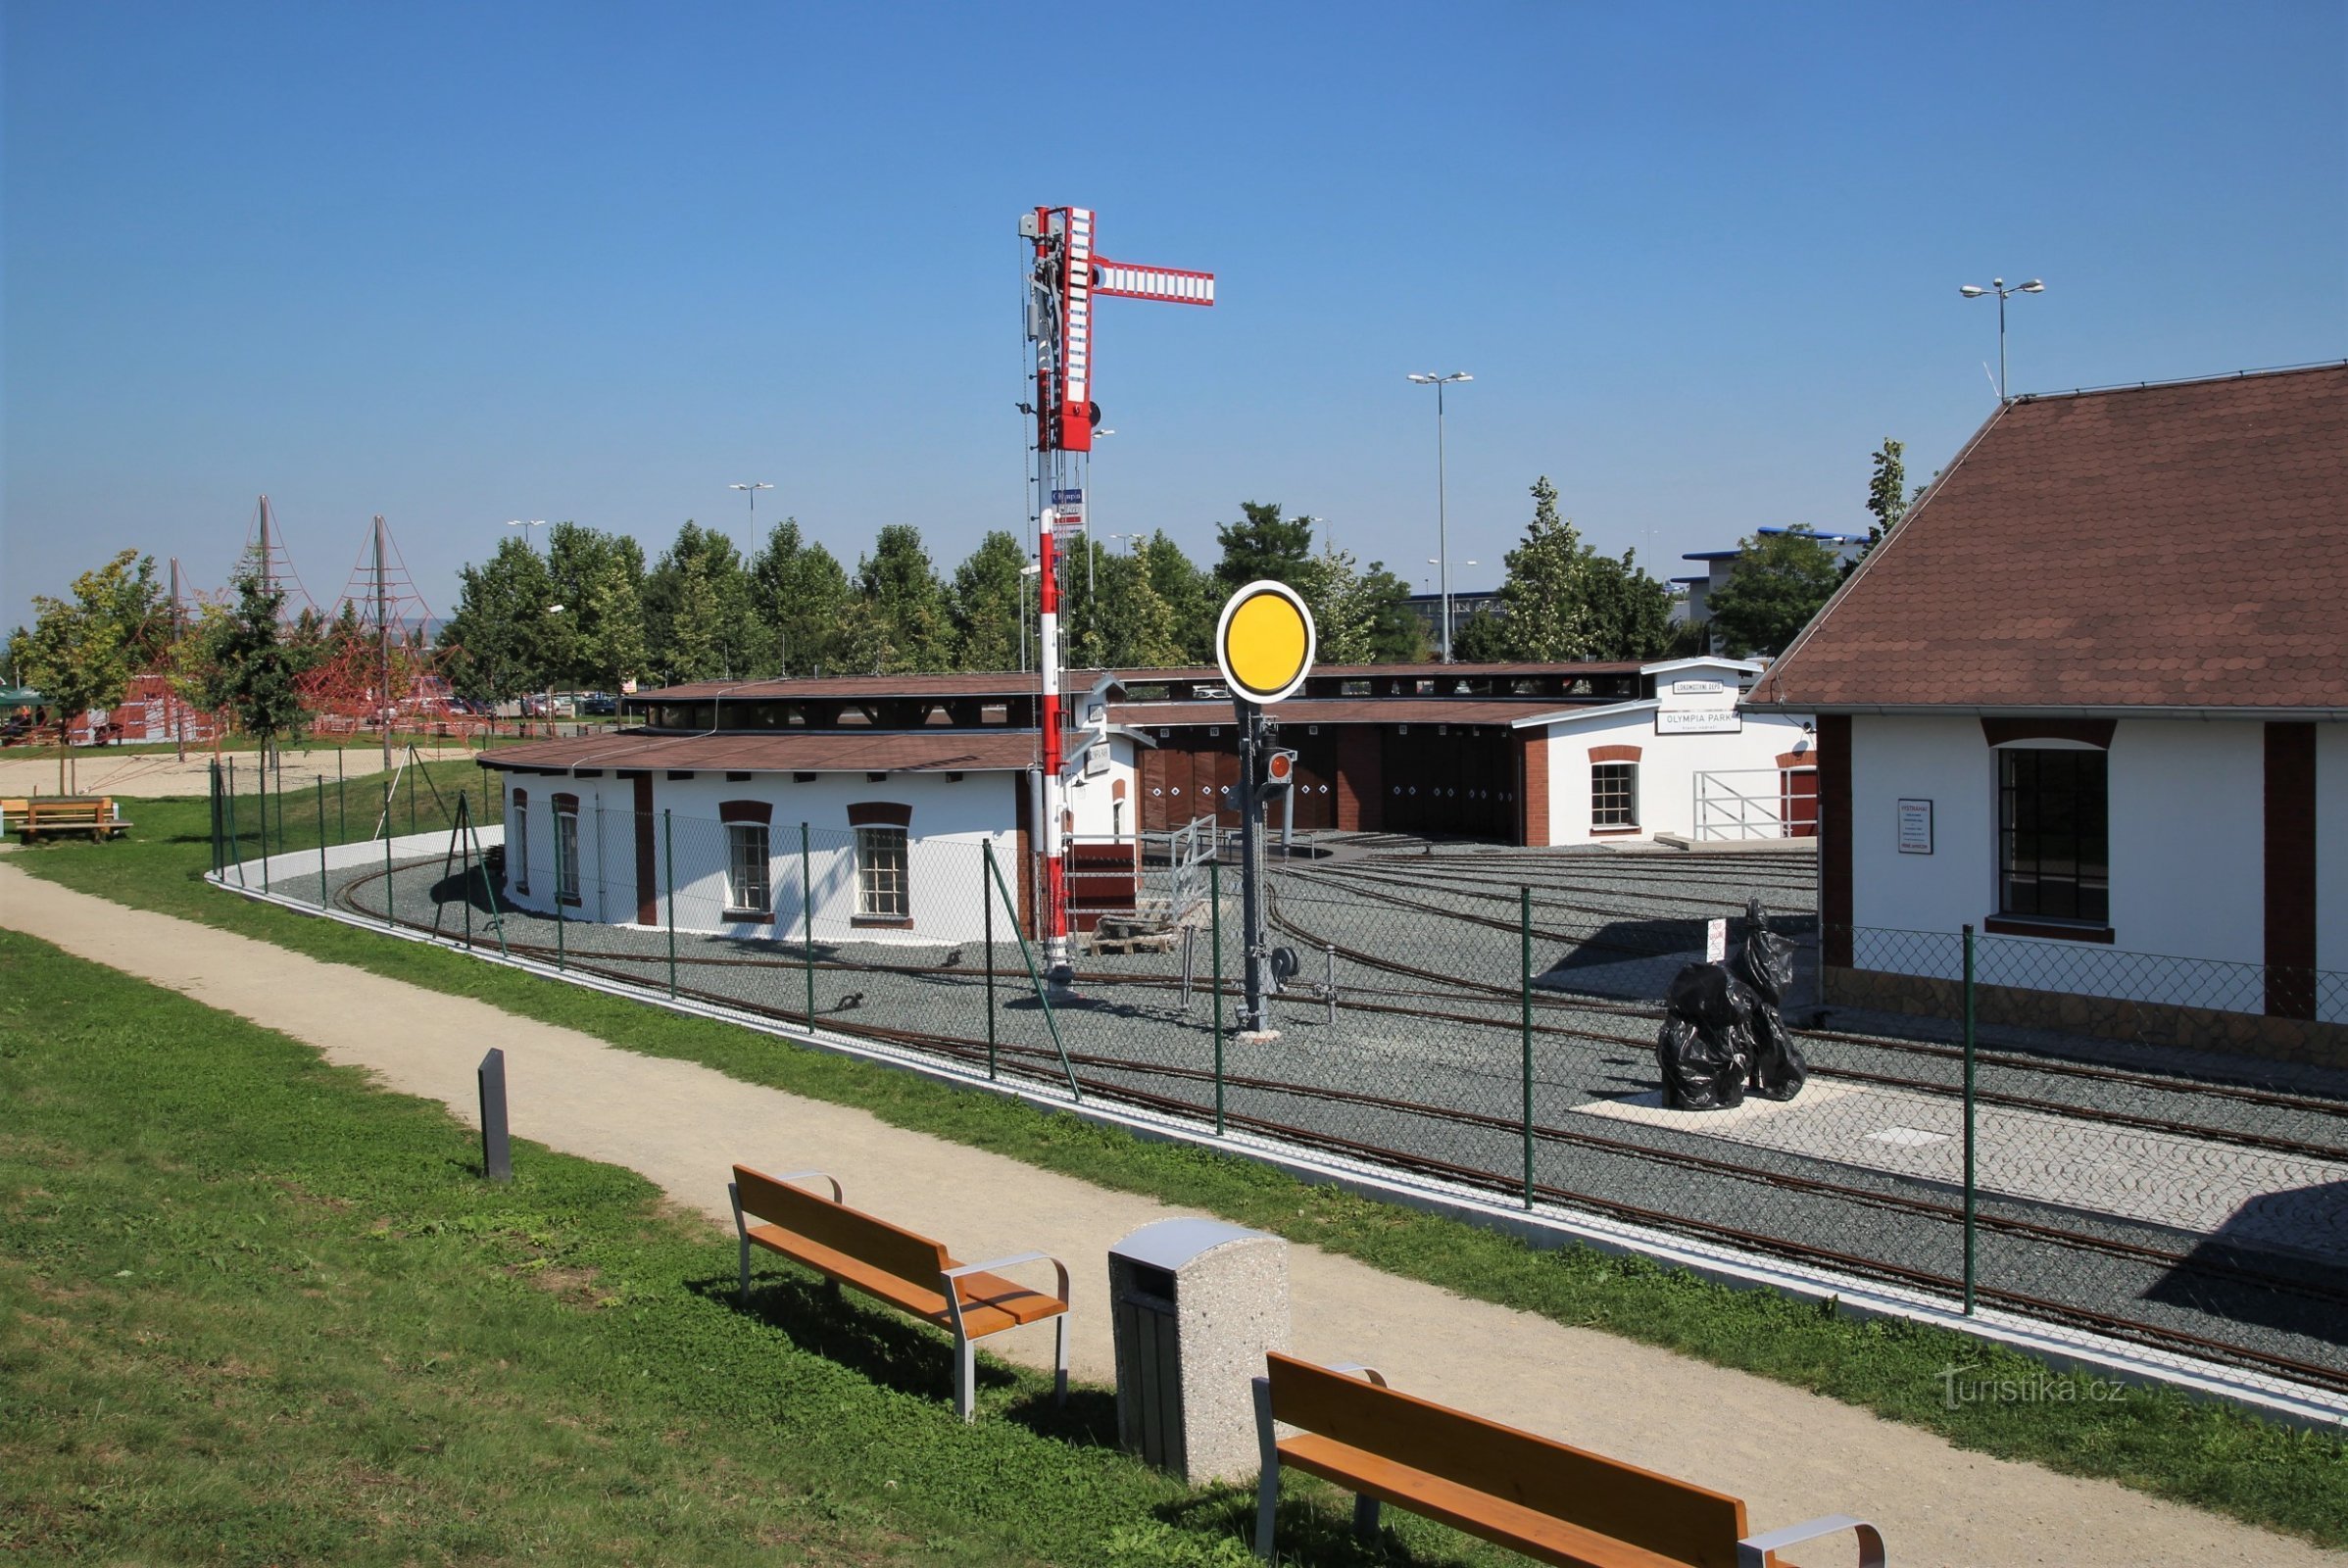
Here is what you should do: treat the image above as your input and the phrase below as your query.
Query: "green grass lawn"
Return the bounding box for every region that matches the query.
[0,928,1514,1566]
[11,791,2348,1548]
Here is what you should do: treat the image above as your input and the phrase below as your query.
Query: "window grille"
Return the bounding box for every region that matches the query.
[856,826,909,919]
[1998,749,2109,922]
[555,808,580,904]
[727,822,771,915]
[1590,761,1639,828]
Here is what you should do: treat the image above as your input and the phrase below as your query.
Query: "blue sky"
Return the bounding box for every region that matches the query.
[5,1,2342,628]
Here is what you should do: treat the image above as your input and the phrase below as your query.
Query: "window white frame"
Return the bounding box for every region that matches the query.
[512,795,530,893]
[856,825,909,920]
[1590,761,1639,828]
[555,807,580,905]
[726,822,772,916]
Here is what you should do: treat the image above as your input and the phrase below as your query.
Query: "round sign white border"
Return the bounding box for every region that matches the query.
[1214,578,1317,705]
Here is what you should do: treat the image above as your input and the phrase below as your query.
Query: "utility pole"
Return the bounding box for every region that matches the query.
[374,515,393,777]
[169,557,186,763]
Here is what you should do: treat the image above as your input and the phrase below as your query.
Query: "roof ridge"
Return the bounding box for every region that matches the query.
[2009,359,2348,406]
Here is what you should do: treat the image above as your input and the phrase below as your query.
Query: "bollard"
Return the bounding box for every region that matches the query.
[478,1048,513,1183]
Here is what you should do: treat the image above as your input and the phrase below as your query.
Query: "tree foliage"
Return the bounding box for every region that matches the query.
[1475,477,1675,663]
[18,549,164,745]
[548,523,648,691]
[1704,531,1844,657]
[857,525,956,673]
[952,530,1030,672]
[750,519,850,678]
[439,537,562,701]
[1211,502,1315,593]
[1866,437,1909,545]
[643,522,759,684]
[197,563,309,753]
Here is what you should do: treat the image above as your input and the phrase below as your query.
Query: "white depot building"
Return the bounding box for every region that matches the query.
[477,657,1817,948]
[1746,363,2347,1063]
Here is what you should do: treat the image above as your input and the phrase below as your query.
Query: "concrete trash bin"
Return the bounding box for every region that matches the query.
[1108,1217,1289,1485]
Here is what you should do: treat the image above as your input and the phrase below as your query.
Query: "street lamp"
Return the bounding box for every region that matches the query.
[1406,371,1473,661]
[541,604,565,733]
[1958,277,2045,403]
[728,481,773,548]
[506,518,547,551]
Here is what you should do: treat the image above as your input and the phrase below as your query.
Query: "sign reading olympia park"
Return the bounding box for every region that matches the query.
[1214,580,1316,1038]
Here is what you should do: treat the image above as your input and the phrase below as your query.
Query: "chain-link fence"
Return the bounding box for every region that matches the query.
[207,777,2348,1397]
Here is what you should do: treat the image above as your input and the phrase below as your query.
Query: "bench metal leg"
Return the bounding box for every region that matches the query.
[1352,1494,1382,1542]
[1053,1314,1069,1405]
[1251,1377,1279,1561]
[728,1183,752,1302]
[954,1333,977,1422]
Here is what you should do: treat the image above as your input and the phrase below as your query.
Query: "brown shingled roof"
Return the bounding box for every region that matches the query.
[1750,364,2348,715]
[478,730,1040,774]
[1111,700,1557,728]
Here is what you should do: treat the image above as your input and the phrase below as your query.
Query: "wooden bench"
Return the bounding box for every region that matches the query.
[727,1163,1070,1422]
[4,797,129,842]
[1252,1353,1885,1568]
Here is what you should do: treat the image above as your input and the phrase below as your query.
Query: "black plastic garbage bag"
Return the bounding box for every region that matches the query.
[1657,962,1753,1110]
[1735,906,1807,1100]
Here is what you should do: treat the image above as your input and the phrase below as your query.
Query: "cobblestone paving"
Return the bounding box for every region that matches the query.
[1580,1085,2348,1263]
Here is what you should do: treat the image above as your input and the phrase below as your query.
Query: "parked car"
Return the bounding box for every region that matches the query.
[581,692,616,716]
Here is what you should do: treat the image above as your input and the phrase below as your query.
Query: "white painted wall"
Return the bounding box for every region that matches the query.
[1061,733,1141,841]
[1845,716,2287,1014]
[2318,724,2348,1023]
[498,765,1027,946]
[1538,704,1812,846]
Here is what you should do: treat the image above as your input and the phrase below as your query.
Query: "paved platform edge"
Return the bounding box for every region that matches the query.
[200,868,2348,1433]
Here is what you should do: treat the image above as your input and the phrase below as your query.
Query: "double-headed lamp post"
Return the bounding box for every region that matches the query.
[506,518,547,552]
[728,481,773,547]
[1958,277,2045,403]
[1406,371,1473,661]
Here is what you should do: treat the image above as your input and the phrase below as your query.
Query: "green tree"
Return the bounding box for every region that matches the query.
[1495,476,1594,661]
[952,530,1030,671]
[1211,502,1315,593]
[547,523,648,691]
[1576,548,1677,661]
[1138,531,1215,662]
[1704,531,1844,657]
[1866,437,1909,546]
[198,564,309,759]
[439,537,562,702]
[832,596,895,675]
[1357,562,1426,662]
[857,524,957,673]
[1452,606,1512,662]
[1095,549,1187,667]
[643,522,759,682]
[748,519,850,677]
[18,549,165,756]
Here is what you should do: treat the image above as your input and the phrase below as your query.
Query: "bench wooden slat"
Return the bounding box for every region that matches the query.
[1279,1434,1707,1568]
[735,1166,948,1286]
[1266,1353,1750,1568]
[743,1222,1062,1338]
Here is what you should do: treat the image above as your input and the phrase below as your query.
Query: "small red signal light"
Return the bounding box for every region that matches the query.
[1266,749,1296,787]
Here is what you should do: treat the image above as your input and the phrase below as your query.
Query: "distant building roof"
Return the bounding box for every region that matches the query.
[1749,364,2348,716]
[479,730,1041,774]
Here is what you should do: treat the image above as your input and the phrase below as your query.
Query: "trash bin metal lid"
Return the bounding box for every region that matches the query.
[1109,1217,1274,1272]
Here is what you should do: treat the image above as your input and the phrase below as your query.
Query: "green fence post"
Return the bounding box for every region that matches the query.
[225,771,244,886]
[663,808,677,1001]
[408,760,417,837]
[984,847,1081,1102]
[982,839,999,1080]
[1962,923,1978,1316]
[384,786,396,930]
[800,822,814,1025]
[1522,885,1536,1210]
[1211,859,1225,1136]
[555,874,565,971]
[209,760,223,875]
[469,792,509,960]
[261,747,273,894]
[461,793,474,951]
[337,747,347,844]
[317,776,329,907]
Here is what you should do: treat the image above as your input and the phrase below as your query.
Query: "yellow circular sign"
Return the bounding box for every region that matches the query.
[1215,580,1316,704]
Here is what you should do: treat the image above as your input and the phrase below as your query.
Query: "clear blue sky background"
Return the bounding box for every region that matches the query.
[6,1,2342,630]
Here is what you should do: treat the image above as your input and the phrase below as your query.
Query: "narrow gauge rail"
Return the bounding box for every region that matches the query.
[1264,885,2348,1156]
[321,864,2348,1393]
